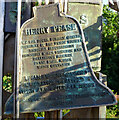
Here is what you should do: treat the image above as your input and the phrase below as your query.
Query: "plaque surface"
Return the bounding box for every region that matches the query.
[5,3,116,114]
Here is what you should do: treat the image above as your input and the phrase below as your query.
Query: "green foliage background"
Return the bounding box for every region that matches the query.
[102,5,119,94]
[3,73,12,93]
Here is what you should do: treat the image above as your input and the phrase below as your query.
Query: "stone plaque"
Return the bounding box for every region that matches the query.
[5,3,116,114]
[68,1,102,71]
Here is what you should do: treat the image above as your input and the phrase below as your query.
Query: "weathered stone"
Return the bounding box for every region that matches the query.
[68,1,102,71]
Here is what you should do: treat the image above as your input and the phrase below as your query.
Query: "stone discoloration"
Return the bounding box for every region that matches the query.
[68,2,102,71]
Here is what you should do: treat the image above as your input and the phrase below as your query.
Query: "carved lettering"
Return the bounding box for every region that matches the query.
[50,24,76,33]
[50,63,70,68]
[48,45,74,50]
[25,27,49,35]
[22,44,38,49]
[25,24,77,35]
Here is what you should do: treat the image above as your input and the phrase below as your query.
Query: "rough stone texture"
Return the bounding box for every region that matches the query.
[68,2,103,71]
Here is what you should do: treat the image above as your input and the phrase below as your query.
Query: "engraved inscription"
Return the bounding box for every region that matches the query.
[21,34,82,69]
[25,24,76,35]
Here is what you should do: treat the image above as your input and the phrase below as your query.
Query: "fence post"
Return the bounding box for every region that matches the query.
[13,0,22,118]
[45,110,62,119]
[0,0,5,119]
